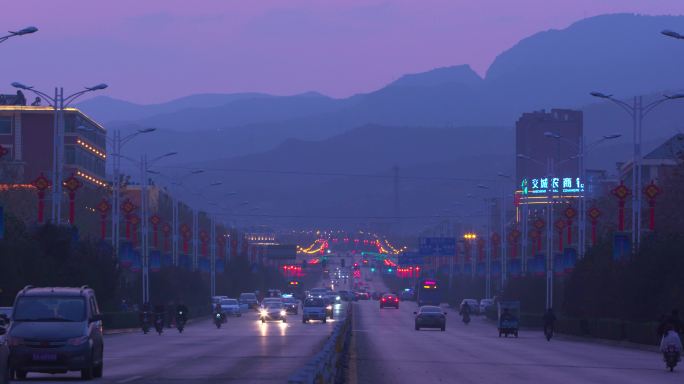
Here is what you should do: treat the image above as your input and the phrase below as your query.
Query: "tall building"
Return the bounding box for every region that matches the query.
[0,103,108,227]
[516,109,583,194]
[0,104,107,187]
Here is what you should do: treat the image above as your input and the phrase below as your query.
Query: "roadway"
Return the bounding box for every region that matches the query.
[350,274,679,384]
[21,304,347,383]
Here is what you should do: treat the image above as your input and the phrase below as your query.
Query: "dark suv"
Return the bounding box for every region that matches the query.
[7,286,104,380]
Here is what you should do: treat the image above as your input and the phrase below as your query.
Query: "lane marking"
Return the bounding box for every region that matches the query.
[117,375,144,383]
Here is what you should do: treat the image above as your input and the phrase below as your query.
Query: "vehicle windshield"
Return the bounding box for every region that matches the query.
[304,298,325,307]
[266,303,283,309]
[13,296,86,322]
[420,306,442,313]
[221,299,238,305]
[283,298,297,304]
[239,293,256,300]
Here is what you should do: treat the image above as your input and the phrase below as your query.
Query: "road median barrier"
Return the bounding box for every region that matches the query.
[288,304,353,384]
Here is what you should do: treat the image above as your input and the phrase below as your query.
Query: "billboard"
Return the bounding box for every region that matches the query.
[419,237,456,256]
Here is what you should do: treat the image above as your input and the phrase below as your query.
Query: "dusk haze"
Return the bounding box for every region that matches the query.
[1,2,684,383]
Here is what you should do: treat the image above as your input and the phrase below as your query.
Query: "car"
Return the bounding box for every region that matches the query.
[371,292,382,300]
[479,299,494,314]
[0,317,8,384]
[399,289,414,301]
[302,298,328,323]
[239,292,259,309]
[356,291,370,300]
[259,303,287,323]
[220,298,242,317]
[337,290,352,301]
[380,293,399,309]
[266,289,282,298]
[7,285,104,380]
[308,288,328,299]
[460,299,479,315]
[282,298,299,315]
[414,306,447,331]
[260,297,282,309]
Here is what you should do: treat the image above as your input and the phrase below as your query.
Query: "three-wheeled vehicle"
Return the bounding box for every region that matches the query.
[497,301,520,338]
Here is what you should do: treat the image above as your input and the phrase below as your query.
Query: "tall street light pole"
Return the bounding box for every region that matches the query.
[12,82,107,224]
[543,132,622,259]
[590,92,684,252]
[0,26,38,44]
[477,185,493,299]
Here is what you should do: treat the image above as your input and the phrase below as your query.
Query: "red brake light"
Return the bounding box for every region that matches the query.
[381,298,386,302]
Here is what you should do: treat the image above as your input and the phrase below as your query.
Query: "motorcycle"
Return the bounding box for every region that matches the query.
[664,346,680,372]
[141,312,151,334]
[176,311,186,333]
[544,325,554,341]
[214,312,223,329]
[154,315,164,335]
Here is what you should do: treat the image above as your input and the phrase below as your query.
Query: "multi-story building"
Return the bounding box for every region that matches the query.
[0,102,108,227]
[619,133,684,186]
[516,109,583,192]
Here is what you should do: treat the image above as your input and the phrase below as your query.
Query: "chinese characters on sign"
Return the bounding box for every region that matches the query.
[521,177,584,195]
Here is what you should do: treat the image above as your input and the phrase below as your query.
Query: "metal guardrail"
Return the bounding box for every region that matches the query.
[288,304,353,384]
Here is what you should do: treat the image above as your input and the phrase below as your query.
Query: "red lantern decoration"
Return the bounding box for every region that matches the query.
[508,228,521,258]
[62,174,82,225]
[121,199,136,241]
[643,181,662,231]
[129,214,140,247]
[611,182,631,232]
[554,219,566,252]
[31,173,51,224]
[0,144,8,159]
[150,215,161,249]
[180,224,190,254]
[161,223,172,253]
[588,207,602,245]
[491,232,501,259]
[96,198,111,241]
[564,205,577,245]
[200,230,209,256]
[477,238,485,261]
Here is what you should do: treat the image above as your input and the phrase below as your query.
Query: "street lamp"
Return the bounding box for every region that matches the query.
[12,81,108,224]
[0,26,38,44]
[662,30,684,40]
[590,91,683,252]
[543,132,622,259]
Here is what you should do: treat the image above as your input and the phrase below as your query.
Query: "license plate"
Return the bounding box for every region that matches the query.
[33,353,57,361]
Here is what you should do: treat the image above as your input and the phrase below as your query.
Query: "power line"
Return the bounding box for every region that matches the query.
[154,165,498,183]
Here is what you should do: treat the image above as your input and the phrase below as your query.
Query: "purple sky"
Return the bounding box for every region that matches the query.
[3,1,684,104]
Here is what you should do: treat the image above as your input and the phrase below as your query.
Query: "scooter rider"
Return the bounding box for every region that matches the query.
[661,324,683,357]
[460,302,471,322]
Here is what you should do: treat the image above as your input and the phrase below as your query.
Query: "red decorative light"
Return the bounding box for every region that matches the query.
[533,219,545,230]
[643,181,662,200]
[564,206,577,220]
[122,199,136,215]
[63,174,82,193]
[0,144,8,159]
[611,182,630,200]
[588,207,602,221]
[150,215,161,226]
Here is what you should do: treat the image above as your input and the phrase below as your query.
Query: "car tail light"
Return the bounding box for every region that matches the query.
[381,298,386,302]
[67,336,89,346]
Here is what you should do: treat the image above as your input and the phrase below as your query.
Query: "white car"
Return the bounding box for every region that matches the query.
[220,298,242,317]
[479,299,494,314]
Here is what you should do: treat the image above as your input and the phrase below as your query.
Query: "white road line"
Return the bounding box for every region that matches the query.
[117,375,144,383]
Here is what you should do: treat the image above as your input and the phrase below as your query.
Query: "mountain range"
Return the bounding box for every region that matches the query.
[75,13,684,230]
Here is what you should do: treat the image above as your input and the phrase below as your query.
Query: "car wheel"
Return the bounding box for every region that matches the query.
[415,325,420,331]
[302,318,307,324]
[81,358,94,380]
[441,326,446,332]
[261,318,265,324]
[282,318,287,323]
[15,369,27,380]
[323,318,327,324]
[93,360,103,378]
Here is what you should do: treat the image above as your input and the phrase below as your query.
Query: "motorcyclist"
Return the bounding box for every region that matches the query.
[139,302,152,324]
[154,304,166,329]
[460,302,471,322]
[543,308,557,336]
[660,324,683,360]
[176,303,189,320]
[214,303,224,323]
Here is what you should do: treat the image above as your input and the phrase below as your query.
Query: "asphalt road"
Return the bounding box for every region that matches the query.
[350,275,680,384]
[20,304,347,383]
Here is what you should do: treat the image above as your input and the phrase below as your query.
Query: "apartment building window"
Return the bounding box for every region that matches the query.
[0,116,12,134]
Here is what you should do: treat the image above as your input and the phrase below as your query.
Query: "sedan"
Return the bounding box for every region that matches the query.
[220,298,242,317]
[380,294,399,309]
[414,306,447,331]
[259,304,287,323]
[282,298,299,315]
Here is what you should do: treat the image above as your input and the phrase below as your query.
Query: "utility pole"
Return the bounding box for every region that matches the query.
[393,165,400,233]
[141,155,150,304]
[210,217,216,297]
[192,209,199,270]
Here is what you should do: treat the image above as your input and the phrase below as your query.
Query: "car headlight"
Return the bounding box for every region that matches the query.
[67,335,90,346]
[336,296,341,301]
[326,305,332,310]
[260,309,268,316]
[280,310,286,316]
